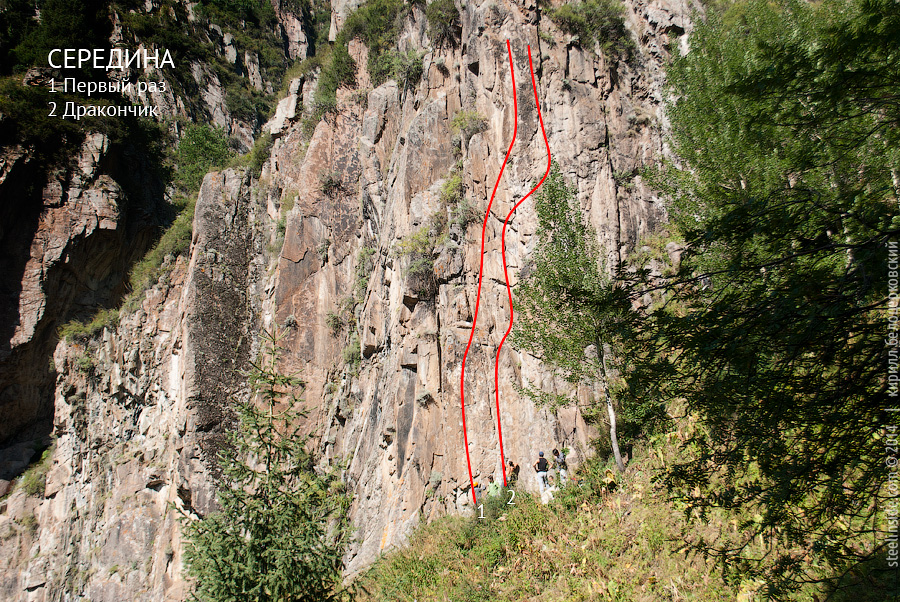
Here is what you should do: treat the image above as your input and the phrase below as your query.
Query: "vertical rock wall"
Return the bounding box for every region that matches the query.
[0,0,695,597]
[0,171,269,601]
[0,134,167,453]
[261,0,694,574]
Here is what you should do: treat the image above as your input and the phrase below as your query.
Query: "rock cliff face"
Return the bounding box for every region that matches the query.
[268,0,692,574]
[0,0,694,598]
[0,170,269,601]
[0,134,167,452]
[0,0,305,464]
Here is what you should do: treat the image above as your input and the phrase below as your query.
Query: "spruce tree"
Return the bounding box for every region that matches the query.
[182,330,351,602]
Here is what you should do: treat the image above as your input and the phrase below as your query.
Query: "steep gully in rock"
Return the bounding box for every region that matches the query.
[461,41,552,503]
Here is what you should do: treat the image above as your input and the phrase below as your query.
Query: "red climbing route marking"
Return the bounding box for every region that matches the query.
[495,46,552,487]
[460,40,518,507]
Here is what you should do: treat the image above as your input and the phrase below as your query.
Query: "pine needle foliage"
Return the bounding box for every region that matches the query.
[620,0,900,596]
[182,330,352,602]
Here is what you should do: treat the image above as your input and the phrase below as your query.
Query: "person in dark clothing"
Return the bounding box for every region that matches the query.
[533,451,550,492]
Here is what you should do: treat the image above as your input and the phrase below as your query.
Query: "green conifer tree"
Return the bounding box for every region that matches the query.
[182,330,351,602]
[620,0,899,595]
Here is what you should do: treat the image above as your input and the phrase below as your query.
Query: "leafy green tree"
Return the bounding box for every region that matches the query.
[514,168,668,472]
[182,330,351,602]
[623,0,899,595]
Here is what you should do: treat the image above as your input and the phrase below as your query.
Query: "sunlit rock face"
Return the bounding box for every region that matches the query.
[0,0,694,597]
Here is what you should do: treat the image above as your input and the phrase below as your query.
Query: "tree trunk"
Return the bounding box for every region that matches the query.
[597,337,626,473]
[606,394,626,473]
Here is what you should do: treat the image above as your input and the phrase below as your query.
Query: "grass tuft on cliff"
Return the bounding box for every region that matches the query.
[121,196,196,312]
[18,443,55,498]
[58,308,120,342]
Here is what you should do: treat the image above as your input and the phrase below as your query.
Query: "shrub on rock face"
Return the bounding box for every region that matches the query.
[308,0,420,126]
[398,225,442,298]
[548,0,634,61]
[174,124,233,192]
[369,49,424,91]
[310,43,357,123]
[425,0,461,48]
[440,172,463,205]
[449,110,487,149]
[326,311,344,336]
[342,334,362,366]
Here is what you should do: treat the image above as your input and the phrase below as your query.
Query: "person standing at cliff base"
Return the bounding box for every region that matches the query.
[534,451,550,492]
[486,475,501,498]
[553,448,568,486]
[473,481,484,505]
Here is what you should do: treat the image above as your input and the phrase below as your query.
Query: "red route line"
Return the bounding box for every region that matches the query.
[460,39,518,508]
[495,46,551,487]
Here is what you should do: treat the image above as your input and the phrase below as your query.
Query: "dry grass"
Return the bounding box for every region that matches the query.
[356,443,739,602]
[356,423,894,601]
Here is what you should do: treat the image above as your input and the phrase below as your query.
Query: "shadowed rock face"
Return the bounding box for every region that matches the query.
[0,0,307,455]
[0,0,695,597]
[182,171,257,474]
[0,166,268,601]
[0,133,167,452]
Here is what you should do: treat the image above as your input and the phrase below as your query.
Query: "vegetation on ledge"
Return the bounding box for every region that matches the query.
[545,0,634,61]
